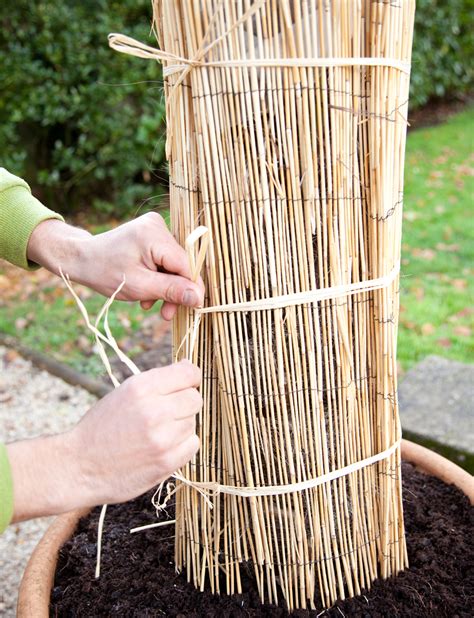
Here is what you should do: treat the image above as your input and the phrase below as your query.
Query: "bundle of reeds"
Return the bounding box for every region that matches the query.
[110,0,416,610]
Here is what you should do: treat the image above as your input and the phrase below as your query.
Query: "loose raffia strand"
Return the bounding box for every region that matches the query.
[60,272,133,578]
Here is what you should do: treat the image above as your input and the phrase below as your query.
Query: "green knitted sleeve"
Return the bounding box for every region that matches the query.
[0,443,13,534]
[0,168,64,270]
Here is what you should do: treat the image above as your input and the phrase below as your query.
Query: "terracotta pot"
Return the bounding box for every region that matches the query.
[16,440,474,617]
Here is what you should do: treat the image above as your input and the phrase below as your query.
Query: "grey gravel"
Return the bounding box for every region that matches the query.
[0,346,95,617]
[399,355,474,455]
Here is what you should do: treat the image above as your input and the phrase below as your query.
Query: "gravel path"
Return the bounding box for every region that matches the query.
[0,346,95,617]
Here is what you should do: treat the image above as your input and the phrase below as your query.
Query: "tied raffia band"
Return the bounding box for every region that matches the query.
[108,32,411,76]
[175,438,402,499]
[181,225,401,356]
[198,264,400,315]
[179,262,402,501]
[109,25,411,158]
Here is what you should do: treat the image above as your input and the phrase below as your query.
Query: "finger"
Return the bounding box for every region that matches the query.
[161,301,177,321]
[163,414,196,443]
[136,361,202,396]
[140,300,156,311]
[153,414,196,450]
[161,434,200,476]
[166,387,203,420]
[141,270,204,307]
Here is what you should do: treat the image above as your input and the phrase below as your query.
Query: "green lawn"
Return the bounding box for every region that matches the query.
[398,107,473,370]
[0,281,149,376]
[0,109,472,374]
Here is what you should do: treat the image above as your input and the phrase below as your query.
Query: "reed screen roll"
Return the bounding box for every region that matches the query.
[127,0,415,611]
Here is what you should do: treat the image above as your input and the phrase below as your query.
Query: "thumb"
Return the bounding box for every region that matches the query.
[141,271,204,307]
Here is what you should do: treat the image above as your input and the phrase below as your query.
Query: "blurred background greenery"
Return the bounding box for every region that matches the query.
[0,0,472,218]
[0,0,167,218]
[0,0,472,374]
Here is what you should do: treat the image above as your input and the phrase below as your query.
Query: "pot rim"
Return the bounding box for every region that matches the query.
[16,439,474,617]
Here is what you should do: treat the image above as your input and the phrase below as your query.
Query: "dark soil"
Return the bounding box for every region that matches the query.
[51,463,473,617]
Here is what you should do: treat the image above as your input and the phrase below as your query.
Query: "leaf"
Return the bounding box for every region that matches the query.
[453,325,471,337]
[411,248,436,261]
[435,243,460,252]
[454,163,474,177]
[443,227,453,240]
[3,349,20,363]
[117,313,132,329]
[77,335,92,352]
[15,317,29,330]
[421,323,436,336]
[455,307,473,319]
[437,338,452,349]
[411,286,425,301]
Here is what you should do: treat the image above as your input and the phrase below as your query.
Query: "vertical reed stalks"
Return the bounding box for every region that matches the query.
[118,0,416,610]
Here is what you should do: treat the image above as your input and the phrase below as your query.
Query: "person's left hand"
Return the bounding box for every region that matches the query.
[27,213,204,320]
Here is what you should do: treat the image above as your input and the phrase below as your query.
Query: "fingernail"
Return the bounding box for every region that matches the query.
[183,289,198,306]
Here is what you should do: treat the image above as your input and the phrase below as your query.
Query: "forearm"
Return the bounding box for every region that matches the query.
[6,432,88,522]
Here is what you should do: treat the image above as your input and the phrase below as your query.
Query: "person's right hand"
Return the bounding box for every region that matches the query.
[73,360,202,505]
[6,360,202,522]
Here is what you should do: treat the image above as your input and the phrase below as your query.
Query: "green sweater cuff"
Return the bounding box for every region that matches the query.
[0,184,64,270]
[0,444,14,534]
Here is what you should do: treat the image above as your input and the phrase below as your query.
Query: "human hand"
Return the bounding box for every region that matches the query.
[72,360,202,505]
[7,361,202,521]
[27,213,204,320]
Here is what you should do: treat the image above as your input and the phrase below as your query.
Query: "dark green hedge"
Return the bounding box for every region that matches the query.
[0,0,166,216]
[410,0,473,108]
[0,0,472,217]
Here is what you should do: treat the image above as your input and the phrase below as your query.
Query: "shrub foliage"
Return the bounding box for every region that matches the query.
[0,0,166,216]
[410,0,473,108]
[0,0,472,216]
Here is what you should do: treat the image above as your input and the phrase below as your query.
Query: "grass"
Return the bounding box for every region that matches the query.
[0,280,150,376]
[0,108,472,374]
[398,106,474,370]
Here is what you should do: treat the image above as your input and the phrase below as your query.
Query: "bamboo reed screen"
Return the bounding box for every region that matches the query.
[111,0,416,610]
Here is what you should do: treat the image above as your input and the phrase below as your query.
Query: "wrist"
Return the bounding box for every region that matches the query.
[27,219,92,282]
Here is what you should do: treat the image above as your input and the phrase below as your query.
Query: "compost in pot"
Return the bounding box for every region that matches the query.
[51,463,474,617]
